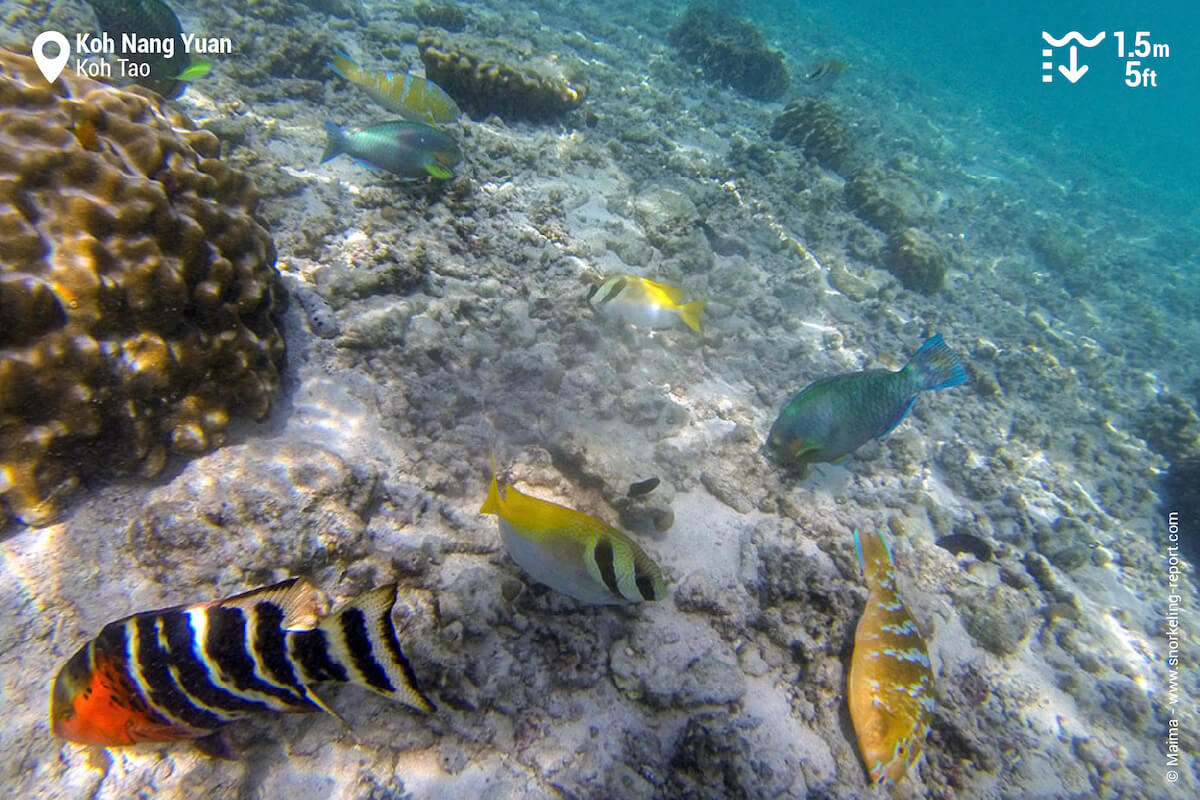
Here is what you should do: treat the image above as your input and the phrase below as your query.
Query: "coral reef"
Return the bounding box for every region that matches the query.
[418,37,587,121]
[0,49,283,525]
[668,5,790,101]
[413,1,467,32]
[845,165,932,232]
[769,98,854,173]
[883,226,949,293]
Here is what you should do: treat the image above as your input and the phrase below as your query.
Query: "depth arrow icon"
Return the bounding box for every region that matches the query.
[1058,45,1088,83]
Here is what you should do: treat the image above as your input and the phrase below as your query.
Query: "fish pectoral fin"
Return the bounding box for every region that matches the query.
[423,161,453,179]
[193,730,237,760]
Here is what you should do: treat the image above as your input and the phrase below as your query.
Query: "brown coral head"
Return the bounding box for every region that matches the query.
[0,49,284,526]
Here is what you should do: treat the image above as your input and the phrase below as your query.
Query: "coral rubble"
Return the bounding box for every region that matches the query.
[0,49,283,525]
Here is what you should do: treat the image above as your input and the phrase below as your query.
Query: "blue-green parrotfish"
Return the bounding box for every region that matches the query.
[321,120,461,179]
[763,334,967,476]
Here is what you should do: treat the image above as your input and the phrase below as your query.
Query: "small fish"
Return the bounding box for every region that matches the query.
[804,58,848,82]
[51,579,433,750]
[479,466,667,604]
[627,477,660,498]
[587,275,707,335]
[848,530,934,786]
[763,334,966,476]
[173,59,212,82]
[86,0,190,98]
[327,50,461,124]
[321,120,461,179]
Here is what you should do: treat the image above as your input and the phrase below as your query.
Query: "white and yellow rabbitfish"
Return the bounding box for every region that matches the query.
[587,275,707,335]
[479,467,667,604]
[848,530,935,786]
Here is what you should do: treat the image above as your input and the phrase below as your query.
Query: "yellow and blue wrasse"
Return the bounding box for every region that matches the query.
[848,530,934,786]
[587,275,707,335]
[479,467,667,604]
[327,50,461,124]
[51,579,433,751]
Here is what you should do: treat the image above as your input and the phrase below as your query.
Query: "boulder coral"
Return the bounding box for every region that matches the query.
[883,227,949,294]
[668,5,790,102]
[418,37,587,121]
[769,98,854,174]
[0,49,284,525]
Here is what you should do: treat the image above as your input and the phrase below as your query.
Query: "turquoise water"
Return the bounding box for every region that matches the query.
[754,0,1199,214]
[0,1,1197,798]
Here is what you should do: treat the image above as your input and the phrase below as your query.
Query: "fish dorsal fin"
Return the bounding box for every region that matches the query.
[215,578,330,632]
[640,277,686,304]
[852,530,895,577]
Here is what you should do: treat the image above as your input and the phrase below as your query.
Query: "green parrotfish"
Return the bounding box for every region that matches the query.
[86,0,191,98]
[321,120,461,180]
[763,334,967,476]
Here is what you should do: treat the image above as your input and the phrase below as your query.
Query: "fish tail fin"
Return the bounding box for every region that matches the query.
[321,122,348,163]
[327,50,359,82]
[852,529,894,579]
[678,300,707,334]
[906,334,967,391]
[311,585,435,713]
[479,455,502,514]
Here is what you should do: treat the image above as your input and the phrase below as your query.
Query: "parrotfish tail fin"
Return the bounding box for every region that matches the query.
[679,300,707,334]
[906,334,967,392]
[852,529,894,580]
[326,50,358,81]
[321,122,348,163]
[311,585,436,714]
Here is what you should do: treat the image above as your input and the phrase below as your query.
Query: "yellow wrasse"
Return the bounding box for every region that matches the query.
[587,275,707,334]
[479,468,667,604]
[848,530,934,786]
[328,51,460,124]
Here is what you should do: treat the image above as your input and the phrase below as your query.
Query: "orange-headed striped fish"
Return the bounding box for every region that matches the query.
[327,51,461,124]
[848,530,934,786]
[479,466,667,604]
[51,579,433,750]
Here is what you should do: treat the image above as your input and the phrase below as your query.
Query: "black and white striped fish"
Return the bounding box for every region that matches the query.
[50,579,433,751]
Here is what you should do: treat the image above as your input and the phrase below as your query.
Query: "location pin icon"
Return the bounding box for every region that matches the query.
[32,31,71,84]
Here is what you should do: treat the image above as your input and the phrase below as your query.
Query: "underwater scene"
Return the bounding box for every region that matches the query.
[0,0,1196,797]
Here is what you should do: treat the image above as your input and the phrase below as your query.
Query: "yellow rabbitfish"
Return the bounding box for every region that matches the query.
[328,51,461,124]
[587,275,707,335]
[848,530,934,786]
[479,467,667,605]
